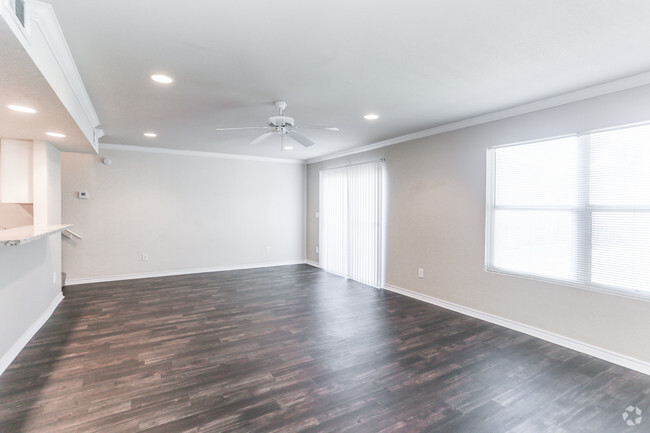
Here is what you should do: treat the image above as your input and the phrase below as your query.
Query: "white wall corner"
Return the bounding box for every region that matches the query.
[93,128,105,152]
[383,284,650,377]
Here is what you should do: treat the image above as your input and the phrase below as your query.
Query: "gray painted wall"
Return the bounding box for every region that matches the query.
[61,149,306,281]
[307,84,650,364]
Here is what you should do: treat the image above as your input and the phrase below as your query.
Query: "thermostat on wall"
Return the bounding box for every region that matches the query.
[78,191,88,199]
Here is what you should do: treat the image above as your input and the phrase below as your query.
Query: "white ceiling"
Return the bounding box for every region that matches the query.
[40,0,650,160]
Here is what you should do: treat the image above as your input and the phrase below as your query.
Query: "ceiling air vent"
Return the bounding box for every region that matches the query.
[14,0,26,27]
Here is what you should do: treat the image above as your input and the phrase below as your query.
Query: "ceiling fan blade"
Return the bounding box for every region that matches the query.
[295,126,339,131]
[216,126,271,131]
[249,131,274,145]
[288,132,315,148]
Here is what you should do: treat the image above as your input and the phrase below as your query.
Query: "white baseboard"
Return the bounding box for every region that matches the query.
[305,260,321,268]
[0,292,64,377]
[65,260,307,286]
[384,284,650,376]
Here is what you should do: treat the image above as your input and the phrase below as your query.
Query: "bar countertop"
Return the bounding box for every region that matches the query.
[0,224,73,246]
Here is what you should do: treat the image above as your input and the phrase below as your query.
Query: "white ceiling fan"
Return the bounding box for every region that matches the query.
[216,101,339,149]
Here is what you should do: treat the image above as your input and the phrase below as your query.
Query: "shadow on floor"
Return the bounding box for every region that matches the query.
[0,287,83,432]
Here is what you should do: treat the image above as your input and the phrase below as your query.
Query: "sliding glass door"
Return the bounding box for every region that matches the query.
[319,161,384,288]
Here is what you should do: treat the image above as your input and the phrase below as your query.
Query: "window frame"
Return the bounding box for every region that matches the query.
[485,123,650,302]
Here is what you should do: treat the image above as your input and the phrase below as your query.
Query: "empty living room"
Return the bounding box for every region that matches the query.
[1,1,649,432]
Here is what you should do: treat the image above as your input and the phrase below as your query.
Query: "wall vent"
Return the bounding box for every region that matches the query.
[14,0,26,27]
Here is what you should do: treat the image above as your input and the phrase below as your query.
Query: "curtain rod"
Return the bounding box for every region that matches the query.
[320,158,385,172]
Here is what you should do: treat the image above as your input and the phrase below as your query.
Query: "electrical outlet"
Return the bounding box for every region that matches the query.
[315,246,319,254]
[142,253,149,261]
[418,268,424,278]
[52,272,57,285]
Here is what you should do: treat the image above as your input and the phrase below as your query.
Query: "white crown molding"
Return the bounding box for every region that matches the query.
[99,143,306,165]
[65,260,307,286]
[307,71,650,165]
[384,283,650,376]
[0,292,63,377]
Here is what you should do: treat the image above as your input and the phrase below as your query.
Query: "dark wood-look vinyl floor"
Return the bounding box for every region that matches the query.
[0,265,649,432]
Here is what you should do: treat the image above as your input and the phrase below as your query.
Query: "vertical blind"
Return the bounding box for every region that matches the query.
[320,161,384,288]
[487,123,650,297]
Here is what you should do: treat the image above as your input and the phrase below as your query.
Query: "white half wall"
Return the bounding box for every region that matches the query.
[61,148,306,281]
[307,84,650,367]
[0,240,62,375]
[0,141,62,375]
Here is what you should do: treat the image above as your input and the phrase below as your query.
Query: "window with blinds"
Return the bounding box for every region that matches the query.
[319,161,384,288]
[486,122,650,297]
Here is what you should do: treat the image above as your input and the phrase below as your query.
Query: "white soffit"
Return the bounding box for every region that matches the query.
[0,1,100,153]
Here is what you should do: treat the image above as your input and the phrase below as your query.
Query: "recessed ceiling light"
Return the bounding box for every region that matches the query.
[8,105,37,113]
[150,74,174,84]
[144,132,157,137]
[46,132,66,138]
[364,114,379,120]
[283,145,294,150]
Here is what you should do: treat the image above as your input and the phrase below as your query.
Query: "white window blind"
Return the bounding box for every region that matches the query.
[487,123,650,297]
[320,161,384,288]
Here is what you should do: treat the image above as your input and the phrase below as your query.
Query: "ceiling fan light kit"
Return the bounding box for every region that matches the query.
[216,101,339,150]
